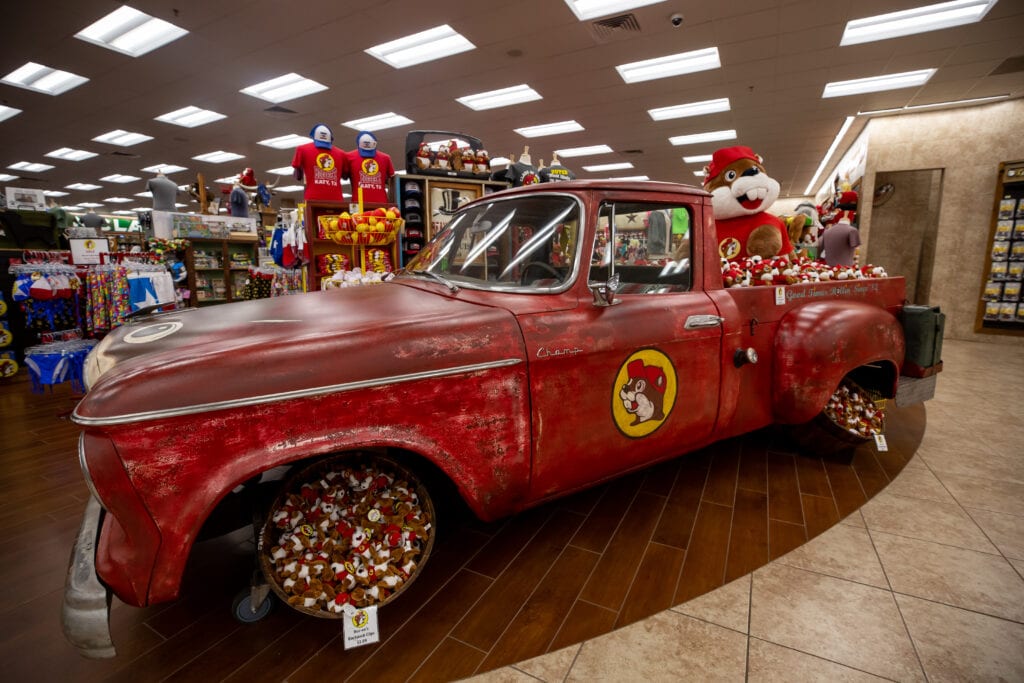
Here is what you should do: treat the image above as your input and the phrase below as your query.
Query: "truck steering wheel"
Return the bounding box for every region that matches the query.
[520,261,564,285]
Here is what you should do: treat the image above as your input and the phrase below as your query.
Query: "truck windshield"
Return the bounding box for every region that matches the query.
[402,194,581,292]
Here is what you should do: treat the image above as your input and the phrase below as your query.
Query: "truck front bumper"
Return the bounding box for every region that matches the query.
[62,495,116,658]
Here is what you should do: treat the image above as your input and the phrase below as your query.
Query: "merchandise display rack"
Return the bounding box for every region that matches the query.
[186,236,259,305]
[975,159,1024,334]
[304,200,400,290]
[393,174,509,267]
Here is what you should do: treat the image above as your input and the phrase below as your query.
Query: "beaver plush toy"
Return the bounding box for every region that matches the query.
[703,146,793,261]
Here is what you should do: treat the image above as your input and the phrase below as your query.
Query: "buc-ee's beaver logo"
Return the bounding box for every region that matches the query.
[612,349,677,438]
[316,152,336,172]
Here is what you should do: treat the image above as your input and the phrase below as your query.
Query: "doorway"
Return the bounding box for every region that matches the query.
[865,169,943,305]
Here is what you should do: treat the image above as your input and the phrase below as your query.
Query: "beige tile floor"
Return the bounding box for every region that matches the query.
[466,339,1024,682]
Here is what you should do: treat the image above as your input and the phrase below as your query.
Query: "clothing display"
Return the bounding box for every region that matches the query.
[146,174,179,211]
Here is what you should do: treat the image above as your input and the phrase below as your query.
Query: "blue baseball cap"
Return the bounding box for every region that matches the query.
[311,124,333,149]
[357,130,378,157]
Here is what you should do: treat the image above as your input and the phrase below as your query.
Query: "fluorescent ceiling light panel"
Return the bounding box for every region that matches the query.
[514,120,585,138]
[8,161,54,172]
[93,129,153,146]
[258,134,311,149]
[155,106,225,128]
[563,0,667,20]
[103,197,133,203]
[804,116,856,195]
[141,163,186,174]
[43,190,70,197]
[841,0,997,46]
[858,93,1009,115]
[554,144,613,157]
[0,174,18,181]
[276,185,305,192]
[63,206,82,211]
[67,183,102,191]
[192,150,244,163]
[100,174,140,183]
[266,166,296,176]
[366,24,475,69]
[135,191,153,197]
[669,129,737,146]
[583,162,634,172]
[240,73,327,103]
[214,176,240,184]
[694,170,706,177]
[649,97,731,121]
[489,156,511,167]
[112,210,136,215]
[1,62,88,95]
[456,84,541,110]
[342,112,414,132]
[823,69,935,98]
[610,175,650,181]
[79,202,104,208]
[46,147,98,161]
[617,47,720,84]
[0,105,22,123]
[75,5,188,57]
[683,154,713,163]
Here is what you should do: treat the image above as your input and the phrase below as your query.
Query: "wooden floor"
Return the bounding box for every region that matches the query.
[0,371,923,682]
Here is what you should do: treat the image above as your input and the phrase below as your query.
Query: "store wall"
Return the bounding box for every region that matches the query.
[864,169,943,306]
[858,99,1024,345]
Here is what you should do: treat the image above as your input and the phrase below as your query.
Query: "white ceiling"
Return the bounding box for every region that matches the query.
[1,0,1022,212]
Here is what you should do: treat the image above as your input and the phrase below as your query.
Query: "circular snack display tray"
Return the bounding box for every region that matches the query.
[258,453,434,619]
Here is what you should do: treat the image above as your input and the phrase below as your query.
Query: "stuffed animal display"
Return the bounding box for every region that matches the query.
[704,146,793,261]
[264,461,431,614]
[824,380,885,437]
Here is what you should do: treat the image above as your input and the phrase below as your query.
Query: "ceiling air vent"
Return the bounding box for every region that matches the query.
[990,55,1024,75]
[107,151,140,158]
[264,105,298,118]
[621,149,644,155]
[589,13,642,43]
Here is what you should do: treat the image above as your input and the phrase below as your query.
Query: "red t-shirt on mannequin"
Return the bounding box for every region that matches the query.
[292,124,348,202]
[344,131,394,205]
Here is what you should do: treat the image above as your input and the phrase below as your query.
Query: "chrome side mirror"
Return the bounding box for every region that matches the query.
[590,272,620,307]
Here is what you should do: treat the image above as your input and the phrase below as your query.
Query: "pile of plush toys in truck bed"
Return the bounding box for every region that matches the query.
[721,254,888,288]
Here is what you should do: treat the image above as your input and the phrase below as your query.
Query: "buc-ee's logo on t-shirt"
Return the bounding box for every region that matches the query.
[316,153,336,172]
[361,158,379,177]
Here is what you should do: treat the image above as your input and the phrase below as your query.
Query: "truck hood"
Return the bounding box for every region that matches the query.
[73,283,526,425]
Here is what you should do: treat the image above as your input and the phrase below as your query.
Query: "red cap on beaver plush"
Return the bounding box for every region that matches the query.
[703,146,762,186]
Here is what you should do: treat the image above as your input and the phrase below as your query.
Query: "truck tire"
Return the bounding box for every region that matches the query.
[257,452,435,618]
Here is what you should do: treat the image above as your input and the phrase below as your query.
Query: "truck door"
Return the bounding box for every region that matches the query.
[521,199,723,500]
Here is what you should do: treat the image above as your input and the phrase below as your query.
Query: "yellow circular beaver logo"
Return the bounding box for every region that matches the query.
[361,158,379,176]
[719,237,741,260]
[612,348,677,438]
[316,152,336,172]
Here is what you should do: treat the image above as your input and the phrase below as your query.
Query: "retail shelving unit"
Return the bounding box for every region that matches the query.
[393,174,509,267]
[186,236,259,305]
[975,159,1024,334]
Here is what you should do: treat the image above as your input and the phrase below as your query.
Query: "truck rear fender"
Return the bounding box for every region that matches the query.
[772,301,905,424]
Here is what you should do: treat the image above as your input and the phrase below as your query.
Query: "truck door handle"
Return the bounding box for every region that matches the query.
[685,314,724,330]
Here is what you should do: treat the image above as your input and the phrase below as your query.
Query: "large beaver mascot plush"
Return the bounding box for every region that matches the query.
[703,146,793,261]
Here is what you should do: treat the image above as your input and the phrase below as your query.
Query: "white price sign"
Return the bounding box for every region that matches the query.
[342,605,380,649]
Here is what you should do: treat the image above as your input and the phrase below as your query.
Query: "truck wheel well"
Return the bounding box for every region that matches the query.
[844,361,899,400]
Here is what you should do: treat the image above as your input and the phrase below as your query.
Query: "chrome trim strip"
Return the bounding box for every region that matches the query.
[71,358,524,427]
[77,433,106,511]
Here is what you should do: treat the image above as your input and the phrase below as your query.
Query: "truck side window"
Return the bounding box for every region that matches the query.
[591,202,692,293]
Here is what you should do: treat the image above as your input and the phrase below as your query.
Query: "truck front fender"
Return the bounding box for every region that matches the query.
[773,301,904,424]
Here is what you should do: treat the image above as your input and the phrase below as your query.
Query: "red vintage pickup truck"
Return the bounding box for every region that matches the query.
[63,180,936,657]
